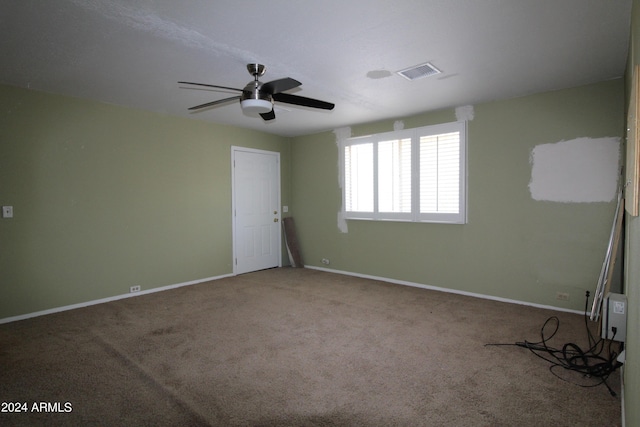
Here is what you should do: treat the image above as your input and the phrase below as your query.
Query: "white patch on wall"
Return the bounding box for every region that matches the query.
[334,127,352,233]
[455,105,474,122]
[334,126,351,142]
[394,120,405,131]
[529,137,620,203]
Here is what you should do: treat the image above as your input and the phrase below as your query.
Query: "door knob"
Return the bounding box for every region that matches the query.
[274,218,279,222]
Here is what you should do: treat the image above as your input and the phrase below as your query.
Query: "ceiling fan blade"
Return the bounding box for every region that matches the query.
[260,109,276,121]
[273,93,335,110]
[188,96,240,111]
[261,78,302,94]
[179,81,243,92]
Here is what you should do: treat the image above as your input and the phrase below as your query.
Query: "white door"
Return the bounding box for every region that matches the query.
[232,147,281,274]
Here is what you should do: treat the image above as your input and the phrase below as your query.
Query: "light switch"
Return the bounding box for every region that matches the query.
[283,206,289,213]
[2,206,13,218]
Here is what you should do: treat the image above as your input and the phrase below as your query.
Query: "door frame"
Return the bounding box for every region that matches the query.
[231,146,282,275]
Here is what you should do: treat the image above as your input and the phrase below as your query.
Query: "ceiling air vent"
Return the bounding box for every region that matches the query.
[396,62,441,81]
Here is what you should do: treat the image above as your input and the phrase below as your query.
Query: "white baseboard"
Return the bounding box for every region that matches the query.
[0,266,585,324]
[305,265,585,315]
[0,273,234,325]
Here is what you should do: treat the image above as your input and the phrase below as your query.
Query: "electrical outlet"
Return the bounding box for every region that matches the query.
[556,292,569,301]
[130,285,141,293]
[2,206,13,218]
[321,258,330,265]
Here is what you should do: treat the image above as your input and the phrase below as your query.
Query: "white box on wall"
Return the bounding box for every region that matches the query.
[601,293,627,342]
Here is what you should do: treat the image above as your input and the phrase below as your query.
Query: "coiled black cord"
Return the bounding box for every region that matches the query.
[486,291,623,396]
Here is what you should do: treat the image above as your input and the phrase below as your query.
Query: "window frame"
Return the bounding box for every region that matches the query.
[340,121,467,224]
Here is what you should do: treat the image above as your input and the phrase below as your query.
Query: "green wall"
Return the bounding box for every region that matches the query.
[0,85,291,319]
[292,80,624,312]
[623,0,640,424]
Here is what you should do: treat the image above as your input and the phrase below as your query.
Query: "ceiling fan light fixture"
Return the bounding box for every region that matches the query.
[181,63,332,121]
[241,98,273,114]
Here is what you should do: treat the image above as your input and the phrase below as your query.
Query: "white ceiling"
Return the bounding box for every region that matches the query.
[0,0,632,137]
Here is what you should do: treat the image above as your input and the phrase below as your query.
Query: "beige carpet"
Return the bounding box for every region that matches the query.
[0,267,622,426]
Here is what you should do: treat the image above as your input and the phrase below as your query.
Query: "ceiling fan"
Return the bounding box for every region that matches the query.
[179,64,335,121]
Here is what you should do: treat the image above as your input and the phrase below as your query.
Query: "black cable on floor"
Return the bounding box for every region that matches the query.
[485,291,624,396]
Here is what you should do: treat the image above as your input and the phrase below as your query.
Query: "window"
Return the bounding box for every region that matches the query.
[341,121,466,224]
